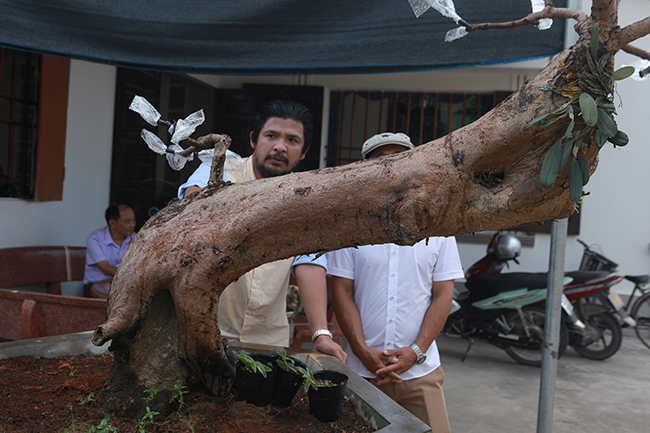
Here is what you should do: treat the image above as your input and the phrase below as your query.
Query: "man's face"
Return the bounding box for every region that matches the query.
[110,206,136,237]
[368,143,410,159]
[250,117,307,179]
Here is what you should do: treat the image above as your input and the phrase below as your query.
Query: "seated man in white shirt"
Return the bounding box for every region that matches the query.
[328,133,464,431]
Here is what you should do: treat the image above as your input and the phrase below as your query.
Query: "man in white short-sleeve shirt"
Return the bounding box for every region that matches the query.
[328,132,464,431]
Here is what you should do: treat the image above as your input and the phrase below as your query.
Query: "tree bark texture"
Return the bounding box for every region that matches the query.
[92,8,637,415]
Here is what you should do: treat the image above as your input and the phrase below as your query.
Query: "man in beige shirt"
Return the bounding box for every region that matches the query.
[180,100,346,362]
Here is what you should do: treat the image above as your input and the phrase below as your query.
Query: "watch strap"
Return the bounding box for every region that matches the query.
[409,343,426,364]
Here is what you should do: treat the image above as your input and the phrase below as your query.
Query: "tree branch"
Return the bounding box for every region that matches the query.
[621,43,650,77]
[465,7,587,32]
[591,0,619,25]
[616,17,650,49]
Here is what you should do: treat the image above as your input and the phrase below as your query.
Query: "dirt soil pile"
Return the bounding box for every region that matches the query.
[0,353,373,433]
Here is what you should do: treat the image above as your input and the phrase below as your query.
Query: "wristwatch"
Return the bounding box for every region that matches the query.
[410,343,427,365]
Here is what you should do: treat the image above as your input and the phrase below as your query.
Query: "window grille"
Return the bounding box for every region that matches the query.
[326,90,496,166]
[0,48,40,198]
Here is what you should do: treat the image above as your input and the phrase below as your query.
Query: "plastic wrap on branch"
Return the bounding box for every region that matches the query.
[196,149,245,172]
[129,96,161,126]
[408,0,469,41]
[408,0,465,25]
[531,0,552,30]
[171,110,205,144]
[445,26,468,42]
[166,144,194,171]
[141,129,167,155]
[623,59,650,81]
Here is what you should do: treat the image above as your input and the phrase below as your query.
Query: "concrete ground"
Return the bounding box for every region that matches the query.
[439,327,650,433]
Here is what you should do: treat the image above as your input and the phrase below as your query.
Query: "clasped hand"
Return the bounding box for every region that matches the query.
[360,346,417,385]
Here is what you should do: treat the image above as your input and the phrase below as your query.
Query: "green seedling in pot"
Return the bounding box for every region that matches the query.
[297,366,337,392]
[237,353,273,378]
[274,349,302,374]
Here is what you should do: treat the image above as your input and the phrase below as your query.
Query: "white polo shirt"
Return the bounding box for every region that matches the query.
[327,238,464,380]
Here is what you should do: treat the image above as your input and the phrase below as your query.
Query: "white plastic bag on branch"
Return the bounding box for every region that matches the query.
[531,0,552,30]
[166,143,193,171]
[129,96,161,126]
[141,129,167,155]
[408,0,468,41]
[196,149,245,173]
[171,110,205,144]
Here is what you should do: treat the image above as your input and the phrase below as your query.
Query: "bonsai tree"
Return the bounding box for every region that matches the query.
[91,0,650,416]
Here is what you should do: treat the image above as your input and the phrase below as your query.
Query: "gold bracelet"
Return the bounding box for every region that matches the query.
[312,329,333,342]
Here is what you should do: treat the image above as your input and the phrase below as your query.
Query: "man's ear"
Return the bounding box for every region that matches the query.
[249,131,256,150]
[300,146,309,161]
[108,219,117,229]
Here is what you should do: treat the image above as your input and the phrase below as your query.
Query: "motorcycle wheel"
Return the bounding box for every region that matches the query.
[573,312,622,360]
[632,293,650,350]
[503,305,568,367]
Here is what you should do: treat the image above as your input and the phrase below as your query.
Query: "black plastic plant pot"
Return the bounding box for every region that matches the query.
[234,354,277,407]
[308,370,349,422]
[271,356,307,408]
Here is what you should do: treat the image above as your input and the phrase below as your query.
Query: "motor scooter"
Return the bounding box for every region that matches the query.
[445,232,583,367]
[463,231,633,361]
[559,240,637,360]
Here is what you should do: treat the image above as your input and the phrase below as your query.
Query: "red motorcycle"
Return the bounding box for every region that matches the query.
[561,240,636,360]
[467,232,630,360]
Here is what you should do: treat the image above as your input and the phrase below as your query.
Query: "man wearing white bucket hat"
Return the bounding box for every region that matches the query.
[329,132,464,431]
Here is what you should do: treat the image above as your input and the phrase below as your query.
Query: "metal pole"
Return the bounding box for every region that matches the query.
[537,218,568,433]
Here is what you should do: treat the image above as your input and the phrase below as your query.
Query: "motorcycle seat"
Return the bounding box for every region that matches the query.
[465,272,548,301]
[625,274,650,285]
[565,270,611,284]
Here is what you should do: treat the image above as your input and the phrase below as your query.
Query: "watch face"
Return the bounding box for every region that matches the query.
[416,356,426,365]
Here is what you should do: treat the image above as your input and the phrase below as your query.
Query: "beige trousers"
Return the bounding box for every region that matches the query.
[371,366,450,433]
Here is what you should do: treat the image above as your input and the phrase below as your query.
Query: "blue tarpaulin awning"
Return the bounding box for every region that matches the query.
[0,0,566,74]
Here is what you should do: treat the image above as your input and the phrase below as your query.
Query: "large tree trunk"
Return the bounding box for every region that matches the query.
[91,8,636,415]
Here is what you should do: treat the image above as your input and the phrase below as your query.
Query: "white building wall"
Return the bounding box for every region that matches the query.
[0,60,116,249]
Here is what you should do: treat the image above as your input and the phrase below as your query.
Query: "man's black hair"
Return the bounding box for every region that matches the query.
[105,203,129,224]
[251,100,313,152]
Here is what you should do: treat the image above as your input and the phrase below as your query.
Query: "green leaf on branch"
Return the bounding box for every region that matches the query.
[525,113,551,129]
[590,23,599,61]
[579,93,598,127]
[569,159,583,202]
[608,130,629,147]
[564,119,575,138]
[540,140,564,188]
[596,108,617,137]
[561,139,574,167]
[598,103,615,114]
[540,116,561,127]
[595,130,607,148]
[612,66,635,81]
[578,156,590,185]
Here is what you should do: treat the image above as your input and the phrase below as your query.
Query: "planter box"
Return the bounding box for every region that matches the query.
[0,333,431,433]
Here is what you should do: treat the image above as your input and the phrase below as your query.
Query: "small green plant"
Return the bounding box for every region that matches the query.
[273,349,301,374]
[134,388,161,433]
[169,385,194,432]
[69,370,75,376]
[87,413,118,432]
[80,393,96,405]
[169,384,189,411]
[237,353,273,378]
[61,403,74,433]
[299,367,337,392]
